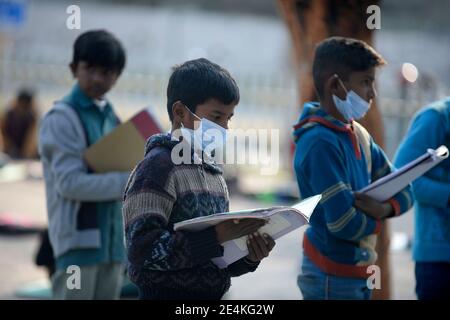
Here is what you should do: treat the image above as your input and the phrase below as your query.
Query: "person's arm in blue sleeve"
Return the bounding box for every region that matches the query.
[394,108,450,209]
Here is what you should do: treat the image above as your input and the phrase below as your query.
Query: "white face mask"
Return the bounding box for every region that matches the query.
[180,105,228,156]
[332,75,371,121]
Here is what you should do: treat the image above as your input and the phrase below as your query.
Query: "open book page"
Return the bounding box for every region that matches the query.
[291,194,324,220]
[210,194,322,268]
[173,207,284,232]
[359,146,449,202]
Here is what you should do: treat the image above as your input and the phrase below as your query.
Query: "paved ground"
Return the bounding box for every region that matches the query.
[0,164,416,300]
[227,228,415,300]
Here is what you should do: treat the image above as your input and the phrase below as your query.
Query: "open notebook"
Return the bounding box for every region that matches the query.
[174,194,322,268]
[360,145,449,201]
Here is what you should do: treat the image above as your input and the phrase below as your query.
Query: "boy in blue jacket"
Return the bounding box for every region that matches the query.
[394,97,450,300]
[293,37,414,300]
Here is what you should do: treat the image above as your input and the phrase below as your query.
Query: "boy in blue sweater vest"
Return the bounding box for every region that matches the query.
[293,37,414,300]
[394,97,450,300]
[39,30,130,299]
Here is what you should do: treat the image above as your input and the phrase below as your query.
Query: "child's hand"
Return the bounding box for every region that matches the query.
[245,232,276,262]
[215,219,266,244]
[354,192,393,220]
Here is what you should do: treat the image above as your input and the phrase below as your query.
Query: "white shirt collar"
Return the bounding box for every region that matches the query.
[94,98,107,111]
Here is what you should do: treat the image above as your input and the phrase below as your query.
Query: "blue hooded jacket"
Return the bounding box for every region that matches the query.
[293,102,413,278]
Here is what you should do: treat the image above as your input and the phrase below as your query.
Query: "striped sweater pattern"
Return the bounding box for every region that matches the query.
[123,133,258,299]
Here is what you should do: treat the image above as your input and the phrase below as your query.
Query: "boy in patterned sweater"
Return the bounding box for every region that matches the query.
[122,58,276,300]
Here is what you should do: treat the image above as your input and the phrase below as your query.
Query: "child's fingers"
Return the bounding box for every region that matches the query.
[239,224,260,236]
[261,232,269,245]
[354,192,371,201]
[355,195,378,209]
[246,238,252,254]
[237,219,265,229]
[239,221,264,234]
[248,234,263,260]
[252,219,267,226]
[263,234,276,250]
[358,193,378,203]
[354,192,363,199]
[354,199,367,210]
[247,236,258,260]
[252,233,269,258]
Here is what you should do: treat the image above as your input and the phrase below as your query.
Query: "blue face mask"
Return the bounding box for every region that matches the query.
[180,105,228,156]
[332,75,371,121]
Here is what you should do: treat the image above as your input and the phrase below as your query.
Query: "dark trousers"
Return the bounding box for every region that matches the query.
[415,262,450,300]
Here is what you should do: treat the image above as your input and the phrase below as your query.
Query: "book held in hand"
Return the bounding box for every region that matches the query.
[359,145,449,201]
[174,194,322,268]
[84,108,162,173]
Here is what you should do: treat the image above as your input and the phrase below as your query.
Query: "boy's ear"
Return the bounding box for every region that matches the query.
[328,74,345,99]
[172,101,187,126]
[69,62,77,78]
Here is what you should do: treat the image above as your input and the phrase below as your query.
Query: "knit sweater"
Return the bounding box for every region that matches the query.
[293,102,414,278]
[123,133,259,300]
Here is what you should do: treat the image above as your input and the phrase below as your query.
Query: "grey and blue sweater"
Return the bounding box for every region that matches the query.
[39,84,129,260]
[122,133,259,300]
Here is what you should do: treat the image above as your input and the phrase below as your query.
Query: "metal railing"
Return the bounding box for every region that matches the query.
[0,59,445,171]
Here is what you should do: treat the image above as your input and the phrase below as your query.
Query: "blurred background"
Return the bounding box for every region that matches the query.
[0,0,449,299]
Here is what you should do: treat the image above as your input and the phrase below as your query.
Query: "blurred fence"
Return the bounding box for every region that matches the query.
[0,58,439,174]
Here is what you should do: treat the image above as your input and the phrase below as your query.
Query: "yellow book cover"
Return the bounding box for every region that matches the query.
[84,108,162,173]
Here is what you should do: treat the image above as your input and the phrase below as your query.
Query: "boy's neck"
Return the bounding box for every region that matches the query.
[75,83,105,102]
[320,96,349,124]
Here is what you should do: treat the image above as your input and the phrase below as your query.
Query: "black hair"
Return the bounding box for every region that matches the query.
[17,88,34,103]
[71,29,126,73]
[166,58,240,122]
[313,36,386,98]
